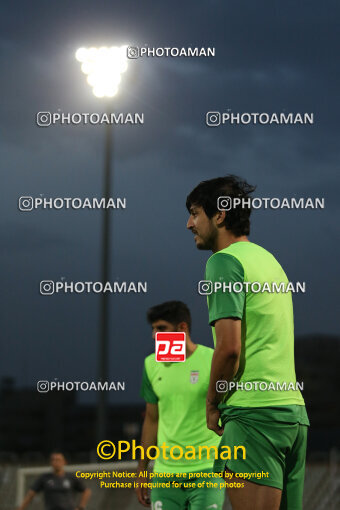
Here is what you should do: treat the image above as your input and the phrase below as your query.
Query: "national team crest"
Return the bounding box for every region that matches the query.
[190,370,199,384]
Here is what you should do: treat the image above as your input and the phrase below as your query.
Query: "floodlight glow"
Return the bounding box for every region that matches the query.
[75,47,87,62]
[75,45,128,98]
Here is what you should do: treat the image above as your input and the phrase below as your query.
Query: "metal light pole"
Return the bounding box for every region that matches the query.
[75,46,128,444]
[97,116,113,441]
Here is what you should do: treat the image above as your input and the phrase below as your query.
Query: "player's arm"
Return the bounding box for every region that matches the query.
[71,471,91,509]
[16,489,36,510]
[204,253,245,435]
[136,360,159,507]
[17,474,45,510]
[136,402,159,507]
[206,318,241,434]
[138,402,159,471]
[76,487,92,510]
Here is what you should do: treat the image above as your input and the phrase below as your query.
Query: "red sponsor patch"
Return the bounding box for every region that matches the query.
[155,332,186,362]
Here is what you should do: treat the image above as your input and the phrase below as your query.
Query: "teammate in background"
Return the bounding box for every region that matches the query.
[135,301,225,509]
[186,176,309,510]
[17,451,91,510]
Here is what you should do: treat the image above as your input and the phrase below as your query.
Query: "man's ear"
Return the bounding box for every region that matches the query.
[177,322,189,334]
[214,210,226,226]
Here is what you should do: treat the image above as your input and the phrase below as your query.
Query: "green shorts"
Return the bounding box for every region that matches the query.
[151,469,225,510]
[214,405,309,510]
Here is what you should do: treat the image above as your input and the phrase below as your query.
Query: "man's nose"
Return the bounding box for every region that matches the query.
[187,216,193,229]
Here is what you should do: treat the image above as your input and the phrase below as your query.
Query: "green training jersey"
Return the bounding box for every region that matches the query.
[140,344,220,473]
[205,241,305,407]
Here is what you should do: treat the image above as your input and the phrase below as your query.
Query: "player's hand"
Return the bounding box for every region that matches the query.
[206,400,223,436]
[135,473,151,507]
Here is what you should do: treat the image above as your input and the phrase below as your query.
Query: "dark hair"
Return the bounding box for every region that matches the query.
[186,175,256,236]
[50,451,66,458]
[147,301,191,332]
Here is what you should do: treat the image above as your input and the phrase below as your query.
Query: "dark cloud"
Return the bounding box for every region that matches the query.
[0,0,339,403]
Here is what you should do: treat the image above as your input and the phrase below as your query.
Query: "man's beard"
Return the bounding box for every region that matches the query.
[195,229,217,250]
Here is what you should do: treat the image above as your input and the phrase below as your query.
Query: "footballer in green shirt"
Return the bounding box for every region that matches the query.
[136,301,225,510]
[186,176,309,510]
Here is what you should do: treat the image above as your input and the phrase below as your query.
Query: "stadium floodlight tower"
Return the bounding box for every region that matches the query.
[75,46,128,444]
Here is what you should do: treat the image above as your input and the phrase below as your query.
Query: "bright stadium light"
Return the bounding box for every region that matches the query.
[75,45,128,97]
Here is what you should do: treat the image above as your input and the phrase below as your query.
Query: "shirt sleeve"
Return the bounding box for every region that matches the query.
[140,361,158,404]
[205,253,245,325]
[30,475,45,493]
[71,475,86,492]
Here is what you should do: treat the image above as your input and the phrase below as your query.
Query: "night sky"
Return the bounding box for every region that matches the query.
[1,1,339,404]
